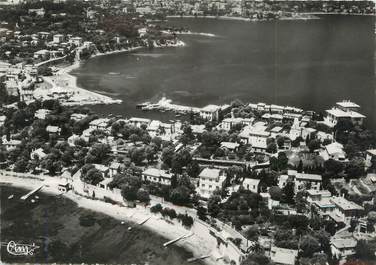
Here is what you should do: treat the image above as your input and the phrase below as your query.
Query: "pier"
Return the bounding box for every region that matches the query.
[138,216,151,225]
[187,254,211,263]
[141,97,201,114]
[163,232,193,247]
[20,185,44,200]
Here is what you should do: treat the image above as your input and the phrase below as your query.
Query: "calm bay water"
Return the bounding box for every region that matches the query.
[0,185,201,265]
[72,16,375,128]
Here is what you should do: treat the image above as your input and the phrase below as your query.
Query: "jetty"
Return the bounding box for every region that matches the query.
[187,254,211,263]
[141,97,201,114]
[20,185,44,200]
[138,216,151,225]
[163,232,193,247]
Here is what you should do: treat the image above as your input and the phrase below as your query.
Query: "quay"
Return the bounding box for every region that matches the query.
[20,185,44,200]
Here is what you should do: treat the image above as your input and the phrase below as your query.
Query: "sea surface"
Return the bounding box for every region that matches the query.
[0,185,202,265]
[72,16,376,128]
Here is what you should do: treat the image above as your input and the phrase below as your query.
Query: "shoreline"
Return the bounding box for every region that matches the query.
[33,61,122,107]
[61,41,186,106]
[166,14,320,21]
[167,12,374,21]
[0,175,224,265]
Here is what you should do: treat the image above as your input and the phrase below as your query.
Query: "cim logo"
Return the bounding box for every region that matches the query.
[6,241,39,256]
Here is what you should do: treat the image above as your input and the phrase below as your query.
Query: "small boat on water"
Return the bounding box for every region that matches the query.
[136,102,150,109]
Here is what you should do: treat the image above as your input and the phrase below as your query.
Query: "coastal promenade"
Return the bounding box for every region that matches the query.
[0,170,250,265]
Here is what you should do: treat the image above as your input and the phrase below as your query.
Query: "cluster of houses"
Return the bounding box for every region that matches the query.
[2,96,375,265]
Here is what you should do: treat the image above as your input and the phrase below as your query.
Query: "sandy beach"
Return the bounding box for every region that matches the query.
[33,61,122,106]
[33,41,186,107]
[0,175,225,265]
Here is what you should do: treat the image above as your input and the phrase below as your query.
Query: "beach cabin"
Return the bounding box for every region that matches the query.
[58,182,71,193]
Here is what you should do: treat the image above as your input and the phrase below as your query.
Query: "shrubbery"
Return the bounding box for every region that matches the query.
[150,203,163,213]
[149,204,194,228]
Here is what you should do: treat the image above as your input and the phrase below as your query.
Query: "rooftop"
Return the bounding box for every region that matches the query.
[46,125,60,133]
[325,142,345,156]
[201,104,221,113]
[336,100,360,109]
[288,170,322,181]
[331,237,357,249]
[243,178,260,186]
[199,168,223,180]
[330,197,364,211]
[143,168,173,179]
[307,189,331,197]
[270,246,298,265]
[326,108,365,118]
[89,118,110,126]
[220,141,240,150]
[93,164,109,172]
[367,149,376,156]
[129,117,151,123]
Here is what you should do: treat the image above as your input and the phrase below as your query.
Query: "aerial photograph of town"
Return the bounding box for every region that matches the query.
[0,0,375,264]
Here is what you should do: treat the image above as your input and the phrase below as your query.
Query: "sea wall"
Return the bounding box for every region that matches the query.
[0,170,46,181]
[72,177,123,202]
